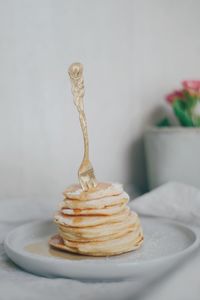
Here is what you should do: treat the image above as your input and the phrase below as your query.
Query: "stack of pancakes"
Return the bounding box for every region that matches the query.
[49,182,143,256]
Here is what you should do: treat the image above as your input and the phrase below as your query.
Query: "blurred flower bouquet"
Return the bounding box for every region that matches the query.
[159,80,200,127]
[146,80,200,190]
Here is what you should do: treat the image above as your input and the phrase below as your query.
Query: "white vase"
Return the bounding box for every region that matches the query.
[144,127,200,190]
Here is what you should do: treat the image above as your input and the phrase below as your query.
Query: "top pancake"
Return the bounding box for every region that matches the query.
[63,182,123,200]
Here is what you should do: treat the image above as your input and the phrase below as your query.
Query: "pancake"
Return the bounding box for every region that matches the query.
[54,207,130,227]
[49,230,144,256]
[58,214,141,242]
[63,182,123,200]
[58,212,139,240]
[61,202,127,216]
[60,192,129,210]
[64,226,141,247]
[59,226,135,242]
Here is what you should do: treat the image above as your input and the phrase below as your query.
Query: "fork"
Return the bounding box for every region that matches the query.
[68,62,97,191]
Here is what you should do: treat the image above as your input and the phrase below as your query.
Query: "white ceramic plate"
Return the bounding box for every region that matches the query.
[4,217,199,280]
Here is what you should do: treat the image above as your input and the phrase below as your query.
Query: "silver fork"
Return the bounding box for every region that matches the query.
[68,62,97,191]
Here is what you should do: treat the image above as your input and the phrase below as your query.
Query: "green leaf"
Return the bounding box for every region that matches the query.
[189,100,200,127]
[183,91,198,110]
[172,100,194,126]
[156,118,171,127]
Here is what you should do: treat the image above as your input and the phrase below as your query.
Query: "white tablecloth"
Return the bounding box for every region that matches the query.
[1,182,200,300]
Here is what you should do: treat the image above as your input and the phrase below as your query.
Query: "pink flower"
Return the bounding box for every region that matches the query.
[182,80,200,96]
[166,90,184,104]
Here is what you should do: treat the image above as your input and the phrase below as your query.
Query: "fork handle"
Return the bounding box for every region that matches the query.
[68,63,89,161]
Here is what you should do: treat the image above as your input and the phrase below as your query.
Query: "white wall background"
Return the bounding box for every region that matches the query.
[0,0,200,198]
